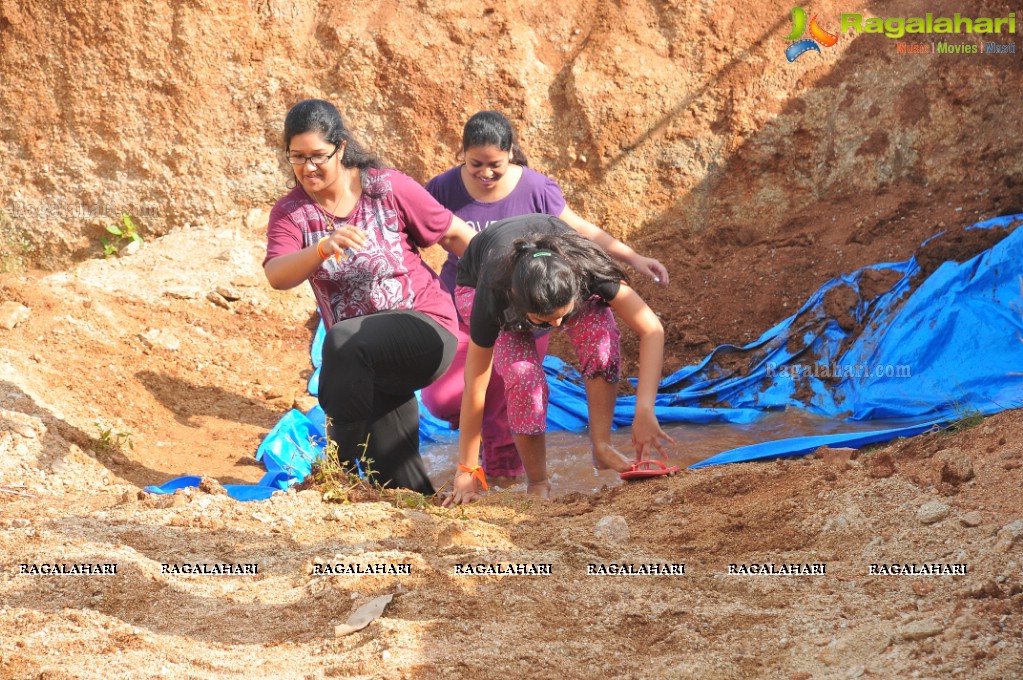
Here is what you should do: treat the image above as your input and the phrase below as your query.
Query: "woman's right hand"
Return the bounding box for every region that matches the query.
[628,254,670,285]
[442,472,482,507]
[320,225,368,259]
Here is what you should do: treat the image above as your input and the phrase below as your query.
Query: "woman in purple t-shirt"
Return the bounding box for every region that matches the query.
[264,99,475,495]
[420,110,669,484]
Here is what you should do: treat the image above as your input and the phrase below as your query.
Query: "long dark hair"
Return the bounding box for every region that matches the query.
[491,230,628,319]
[462,111,529,167]
[283,99,384,193]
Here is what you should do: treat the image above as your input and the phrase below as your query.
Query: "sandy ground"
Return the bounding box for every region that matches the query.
[0,220,1020,679]
[1,1,1022,673]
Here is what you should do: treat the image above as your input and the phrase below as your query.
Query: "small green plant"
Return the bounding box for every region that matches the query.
[101,213,144,257]
[94,422,134,451]
[392,489,430,510]
[945,397,984,434]
[312,425,379,504]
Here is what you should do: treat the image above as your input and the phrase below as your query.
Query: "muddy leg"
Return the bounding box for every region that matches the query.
[513,433,551,498]
[584,377,631,472]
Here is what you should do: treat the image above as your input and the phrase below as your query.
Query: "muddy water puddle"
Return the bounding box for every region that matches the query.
[422,410,895,497]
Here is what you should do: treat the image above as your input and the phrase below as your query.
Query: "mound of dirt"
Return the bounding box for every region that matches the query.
[914,219,1021,280]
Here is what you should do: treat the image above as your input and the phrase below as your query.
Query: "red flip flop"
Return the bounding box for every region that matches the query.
[620,457,681,481]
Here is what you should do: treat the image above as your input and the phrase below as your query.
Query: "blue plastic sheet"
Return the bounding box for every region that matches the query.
[684,215,1023,466]
[307,321,324,395]
[146,215,1023,499]
[571,214,1022,467]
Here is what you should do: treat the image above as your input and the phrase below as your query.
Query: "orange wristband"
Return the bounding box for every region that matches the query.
[457,464,489,491]
[316,236,331,260]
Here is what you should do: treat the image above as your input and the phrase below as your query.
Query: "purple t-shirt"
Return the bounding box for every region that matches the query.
[425,165,567,293]
[265,168,458,335]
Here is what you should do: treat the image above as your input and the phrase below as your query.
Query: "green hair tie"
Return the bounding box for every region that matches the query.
[532,251,553,258]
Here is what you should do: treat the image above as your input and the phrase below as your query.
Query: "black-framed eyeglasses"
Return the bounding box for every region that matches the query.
[286,145,340,166]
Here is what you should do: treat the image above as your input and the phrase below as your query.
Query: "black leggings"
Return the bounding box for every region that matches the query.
[318,310,457,495]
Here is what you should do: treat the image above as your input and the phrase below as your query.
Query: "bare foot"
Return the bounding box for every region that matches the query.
[525,479,552,499]
[591,442,632,473]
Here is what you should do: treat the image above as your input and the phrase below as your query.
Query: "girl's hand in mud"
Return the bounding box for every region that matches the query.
[442,472,482,507]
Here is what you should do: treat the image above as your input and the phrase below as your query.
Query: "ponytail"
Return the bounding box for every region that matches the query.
[490,227,628,318]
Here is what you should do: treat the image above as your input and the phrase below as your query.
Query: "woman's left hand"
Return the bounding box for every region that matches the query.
[631,409,675,459]
[629,255,670,285]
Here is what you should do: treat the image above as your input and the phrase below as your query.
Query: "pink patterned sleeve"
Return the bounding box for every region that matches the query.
[263,198,304,265]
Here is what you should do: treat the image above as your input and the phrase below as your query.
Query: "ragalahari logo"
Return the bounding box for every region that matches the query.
[785,7,839,61]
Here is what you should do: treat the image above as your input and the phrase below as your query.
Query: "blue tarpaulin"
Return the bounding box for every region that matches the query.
[146,215,1023,499]
[675,215,1023,465]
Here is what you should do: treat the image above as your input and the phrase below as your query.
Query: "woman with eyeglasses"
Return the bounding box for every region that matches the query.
[263,99,476,495]
[442,214,673,506]
[421,110,669,487]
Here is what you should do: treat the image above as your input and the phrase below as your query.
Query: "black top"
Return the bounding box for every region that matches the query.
[456,214,621,348]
